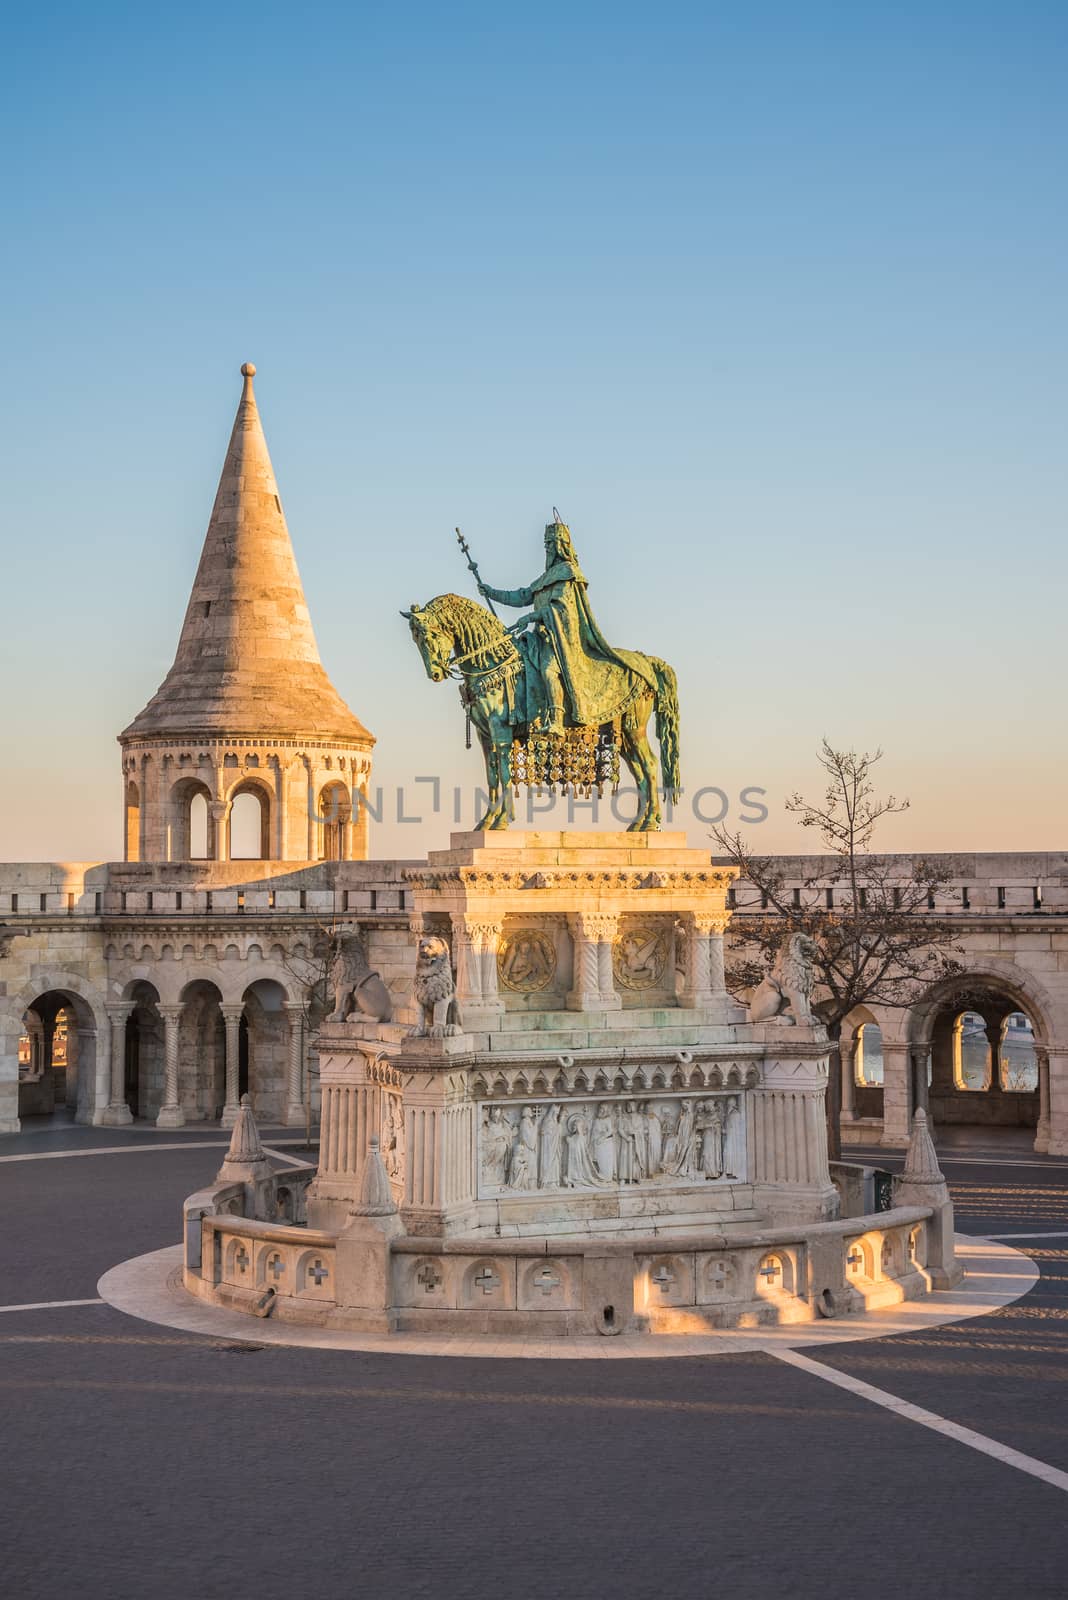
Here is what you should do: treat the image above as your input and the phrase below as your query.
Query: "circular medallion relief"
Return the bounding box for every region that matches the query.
[497,929,558,993]
[613,925,669,990]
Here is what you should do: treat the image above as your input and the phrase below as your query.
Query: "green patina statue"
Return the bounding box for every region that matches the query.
[403,517,680,832]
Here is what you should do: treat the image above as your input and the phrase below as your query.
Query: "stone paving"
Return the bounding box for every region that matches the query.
[3,1119,1068,1599]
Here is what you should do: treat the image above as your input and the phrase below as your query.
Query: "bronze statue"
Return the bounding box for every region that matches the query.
[403,517,679,831]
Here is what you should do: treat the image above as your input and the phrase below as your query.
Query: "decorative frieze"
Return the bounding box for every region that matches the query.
[478,1091,747,1198]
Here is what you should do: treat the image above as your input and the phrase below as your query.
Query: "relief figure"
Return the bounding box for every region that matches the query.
[538,1103,563,1188]
[508,1105,538,1191]
[617,1100,647,1184]
[482,1104,513,1189]
[591,1103,617,1182]
[563,1110,600,1187]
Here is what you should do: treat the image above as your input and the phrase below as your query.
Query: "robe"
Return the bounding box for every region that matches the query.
[591,1109,617,1182]
[538,1105,563,1189]
[484,550,656,728]
[508,1114,538,1191]
[563,1114,600,1187]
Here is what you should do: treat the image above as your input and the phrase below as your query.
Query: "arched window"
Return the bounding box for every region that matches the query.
[317,781,351,861]
[953,1011,991,1091]
[1000,1012,1038,1092]
[229,787,270,860]
[189,793,209,859]
[125,781,141,862]
[855,1023,883,1086]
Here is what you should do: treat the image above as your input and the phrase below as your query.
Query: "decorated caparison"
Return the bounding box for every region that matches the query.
[401,518,679,831]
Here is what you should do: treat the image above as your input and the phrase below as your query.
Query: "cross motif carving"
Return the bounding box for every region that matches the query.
[650,1264,675,1295]
[533,1267,561,1296]
[234,1246,249,1273]
[708,1262,729,1291]
[474,1266,500,1295]
[846,1248,863,1271]
[881,1238,894,1270]
[758,1259,781,1283]
[418,1263,443,1293]
[267,1256,285,1282]
[308,1259,329,1286]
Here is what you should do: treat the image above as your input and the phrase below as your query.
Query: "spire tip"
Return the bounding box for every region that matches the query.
[240,362,256,379]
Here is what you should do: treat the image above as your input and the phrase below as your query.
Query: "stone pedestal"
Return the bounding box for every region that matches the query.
[184,833,932,1340]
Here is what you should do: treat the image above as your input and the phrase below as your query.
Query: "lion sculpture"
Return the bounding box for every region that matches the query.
[748,932,820,1026]
[411,934,462,1038]
[325,930,394,1024]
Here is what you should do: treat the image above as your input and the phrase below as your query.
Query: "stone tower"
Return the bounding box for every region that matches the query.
[119,364,374,863]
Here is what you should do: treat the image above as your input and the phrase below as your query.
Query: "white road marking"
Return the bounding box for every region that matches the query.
[0,1298,104,1314]
[261,1146,315,1168]
[982,1231,1068,1241]
[770,1346,1068,1495]
[0,1139,314,1165]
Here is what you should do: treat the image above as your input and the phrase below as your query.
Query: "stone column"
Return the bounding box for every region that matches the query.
[282,1001,306,1128]
[156,1004,185,1129]
[1046,1046,1068,1156]
[679,911,728,1009]
[911,1049,930,1114]
[568,913,619,1011]
[840,1034,856,1123]
[1035,1048,1051,1153]
[449,913,482,1011]
[476,920,504,1002]
[880,1041,912,1146]
[220,1003,244,1129]
[101,1002,135,1126]
[210,801,229,863]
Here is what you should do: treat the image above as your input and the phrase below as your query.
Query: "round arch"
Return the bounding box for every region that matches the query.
[907,963,1051,1144]
[169,776,214,861]
[908,962,1055,1054]
[124,780,141,862]
[5,972,108,1127]
[317,779,352,861]
[227,779,273,861]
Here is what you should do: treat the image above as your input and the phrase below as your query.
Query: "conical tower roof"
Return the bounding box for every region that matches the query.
[121,364,371,745]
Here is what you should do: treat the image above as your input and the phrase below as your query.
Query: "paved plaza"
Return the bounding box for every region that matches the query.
[3,1120,1068,1600]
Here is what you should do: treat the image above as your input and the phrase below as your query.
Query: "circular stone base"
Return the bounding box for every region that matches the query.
[98,1236,1037,1360]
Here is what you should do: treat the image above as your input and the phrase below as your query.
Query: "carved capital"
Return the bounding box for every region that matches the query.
[682,910,731,938]
[569,912,619,944]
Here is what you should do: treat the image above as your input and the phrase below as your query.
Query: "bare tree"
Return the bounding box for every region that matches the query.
[714,740,960,1159]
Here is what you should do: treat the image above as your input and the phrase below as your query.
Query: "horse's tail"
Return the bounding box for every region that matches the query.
[651,657,680,803]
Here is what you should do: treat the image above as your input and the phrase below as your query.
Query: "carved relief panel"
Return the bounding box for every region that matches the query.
[477,1091,747,1198]
[613,917,676,1006]
[495,919,571,1011]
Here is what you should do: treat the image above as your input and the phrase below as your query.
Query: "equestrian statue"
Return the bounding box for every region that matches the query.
[402,516,679,831]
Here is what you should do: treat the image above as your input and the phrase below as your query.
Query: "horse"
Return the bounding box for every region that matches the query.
[403,592,680,831]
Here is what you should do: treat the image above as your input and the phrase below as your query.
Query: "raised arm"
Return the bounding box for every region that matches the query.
[480,582,535,608]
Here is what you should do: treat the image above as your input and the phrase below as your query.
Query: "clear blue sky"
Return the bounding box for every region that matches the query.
[2,2,1065,860]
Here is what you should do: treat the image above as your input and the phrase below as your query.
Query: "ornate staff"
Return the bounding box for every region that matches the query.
[455,527,498,617]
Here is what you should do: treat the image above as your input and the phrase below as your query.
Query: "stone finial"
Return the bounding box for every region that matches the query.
[350,1135,398,1217]
[900,1108,944,1186]
[227,1093,265,1164]
[241,361,256,378]
[216,1093,272,1185]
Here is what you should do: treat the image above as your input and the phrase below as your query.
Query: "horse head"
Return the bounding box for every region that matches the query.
[402,598,453,683]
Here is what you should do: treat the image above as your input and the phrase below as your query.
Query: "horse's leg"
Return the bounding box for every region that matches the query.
[474,694,514,830]
[472,708,499,831]
[621,695,661,831]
